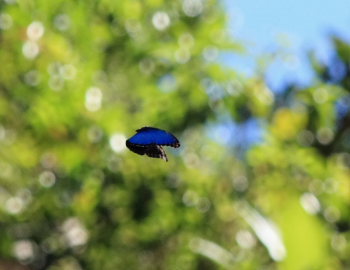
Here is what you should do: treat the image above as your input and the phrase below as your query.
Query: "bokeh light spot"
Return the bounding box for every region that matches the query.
[226,80,243,96]
[182,190,199,207]
[109,133,126,153]
[203,46,219,62]
[331,234,347,252]
[48,62,61,76]
[158,74,177,92]
[178,33,195,48]
[27,21,45,41]
[54,14,71,31]
[24,70,40,86]
[60,64,77,80]
[298,129,315,146]
[316,127,334,145]
[41,152,57,169]
[62,218,89,247]
[13,240,35,262]
[236,230,257,249]
[0,13,13,30]
[152,11,170,31]
[323,206,340,223]
[18,189,32,205]
[39,171,56,188]
[313,88,329,104]
[300,192,321,215]
[85,87,102,112]
[182,0,204,17]
[22,41,39,59]
[197,197,211,212]
[232,175,248,192]
[5,196,24,214]
[125,19,142,37]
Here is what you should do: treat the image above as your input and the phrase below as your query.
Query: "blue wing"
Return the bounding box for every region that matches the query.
[125,127,180,161]
[127,127,180,147]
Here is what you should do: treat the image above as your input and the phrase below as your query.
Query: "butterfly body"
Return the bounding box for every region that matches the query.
[126,127,180,161]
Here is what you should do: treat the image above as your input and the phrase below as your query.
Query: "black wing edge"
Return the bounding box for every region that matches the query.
[136,126,156,132]
[145,145,168,162]
[126,140,168,162]
[126,140,146,155]
[170,141,180,148]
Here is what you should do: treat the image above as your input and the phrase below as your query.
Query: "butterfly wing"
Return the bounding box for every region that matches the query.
[125,142,168,161]
[126,127,180,161]
[127,127,180,147]
[125,141,147,155]
[145,145,168,161]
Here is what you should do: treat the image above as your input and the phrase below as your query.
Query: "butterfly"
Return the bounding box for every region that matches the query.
[126,127,180,162]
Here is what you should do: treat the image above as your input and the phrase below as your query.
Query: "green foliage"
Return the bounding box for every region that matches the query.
[0,1,349,270]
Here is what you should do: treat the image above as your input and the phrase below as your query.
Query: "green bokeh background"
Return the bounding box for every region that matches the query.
[0,0,349,269]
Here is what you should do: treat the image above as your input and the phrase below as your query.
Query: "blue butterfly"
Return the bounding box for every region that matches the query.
[126,127,180,161]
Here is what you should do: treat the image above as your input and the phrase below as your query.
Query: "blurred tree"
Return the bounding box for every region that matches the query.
[0,0,349,270]
[244,35,350,270]
[0,0,245,269]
